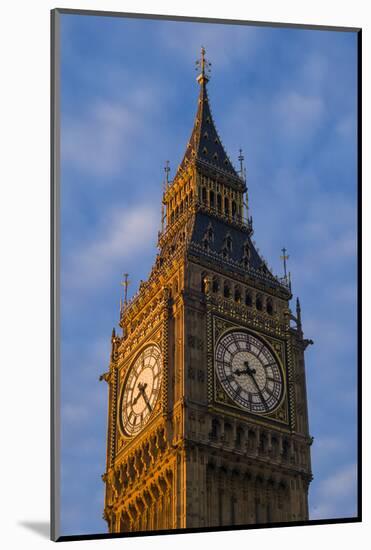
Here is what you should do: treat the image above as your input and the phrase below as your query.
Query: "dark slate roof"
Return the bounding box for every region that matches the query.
[177,76,239,178]
[187,212,287,292]
[190,212,262,268]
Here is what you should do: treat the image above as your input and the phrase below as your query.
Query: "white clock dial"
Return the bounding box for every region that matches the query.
[215,331,283,413]
[119,344,162,437]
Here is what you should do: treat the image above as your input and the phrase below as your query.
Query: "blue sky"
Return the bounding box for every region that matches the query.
[59,13,358,536]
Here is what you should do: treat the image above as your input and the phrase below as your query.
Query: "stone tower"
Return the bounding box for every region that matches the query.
[102,48,313,533]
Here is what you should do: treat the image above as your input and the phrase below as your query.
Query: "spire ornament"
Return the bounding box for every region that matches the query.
[280,247,291,289]
[164,160,170,190]
[280,247,289,279]
[238,148,245,178]
[120,273,130,315]
[161,161,170,233]
[296,297,302,332]
[196,46,211,84]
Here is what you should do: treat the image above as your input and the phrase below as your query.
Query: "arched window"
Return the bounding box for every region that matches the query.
[245,291,252,307]
[210,418,220,439]
[260,432,267,453]
[224,196,229,215]
[234,286,241,303]
[170,212,174,224]
[248,429,256,451]
[224,423,232,444]
[271,436,279,457]
[256,294,263,311]
[203,224,213,250]
[267,297,274,315]
[243,242,251,260]
[210,190,215,208]
[223,282,231,298]
[175,206,179,218]
[201,272,208,294]
[202,187,207,203]
[212,277,220,293]
[232,201,237,218]
[207,225,214,241]
[236,426,244,448]
[217,193,222,212]
[282,439,290,460]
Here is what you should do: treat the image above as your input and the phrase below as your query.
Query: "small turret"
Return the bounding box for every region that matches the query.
[296,297,302,332]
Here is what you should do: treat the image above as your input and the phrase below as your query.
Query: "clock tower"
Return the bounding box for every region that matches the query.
[102,48,313,533]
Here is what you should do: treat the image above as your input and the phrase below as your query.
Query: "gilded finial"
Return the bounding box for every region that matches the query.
[164,160,170,191]
[280,247,289,279]
[195,46,211,84]
[120,273,130,315]
[238,148,244,178]
[296,297,302,331]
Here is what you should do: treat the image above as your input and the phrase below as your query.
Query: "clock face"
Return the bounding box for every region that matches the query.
[215,331,283,413]
[119,344,162,437]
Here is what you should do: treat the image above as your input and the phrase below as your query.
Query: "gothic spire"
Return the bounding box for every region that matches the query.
[177,47,240,179]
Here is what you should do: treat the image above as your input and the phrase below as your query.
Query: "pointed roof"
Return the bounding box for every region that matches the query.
[177,48,240,180]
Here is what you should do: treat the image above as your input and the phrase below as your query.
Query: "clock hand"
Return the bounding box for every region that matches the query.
[132,382,148,406]
[249,371,268,411]
[138,383,152,413]
[234,360,256,377]
[234,366,256,376]
[132,390,142,405]
[240,361,268,410]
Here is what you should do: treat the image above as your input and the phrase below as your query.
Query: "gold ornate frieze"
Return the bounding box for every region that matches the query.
[188,246,290,296]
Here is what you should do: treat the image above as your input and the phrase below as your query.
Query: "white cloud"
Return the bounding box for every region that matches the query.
[310,463,357,520]
[300,53,329,90]
[62,100,135,176]
[61,339,110,442]
[63,203,159,292]
[61,83,163,177]
[276,91,325,139]
[303,317,349,350]
[313,436,347,463]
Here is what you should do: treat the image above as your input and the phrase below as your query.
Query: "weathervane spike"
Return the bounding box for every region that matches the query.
[164,160,170,190]
[120,273,130,312]
[280,247,290,279]
[238,147,245,178]
[296,297,302,330]
[196,46,211,84]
